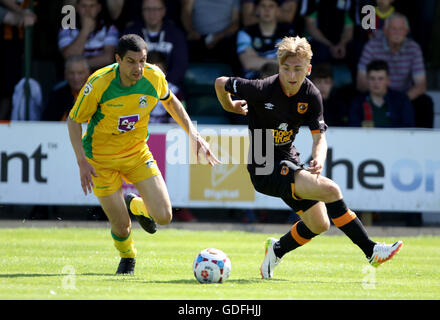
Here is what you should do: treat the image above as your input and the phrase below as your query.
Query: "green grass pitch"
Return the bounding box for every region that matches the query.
[0,227,439,300]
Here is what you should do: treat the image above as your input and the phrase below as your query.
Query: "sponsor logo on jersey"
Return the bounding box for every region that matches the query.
[83,83,93,96]
[273,123,294,145]
[118,114,139,132]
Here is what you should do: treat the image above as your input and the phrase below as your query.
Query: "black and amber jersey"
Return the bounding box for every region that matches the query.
[225,75,327,168]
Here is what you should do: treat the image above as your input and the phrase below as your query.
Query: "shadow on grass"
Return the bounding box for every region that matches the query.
[0,273,114,278]
[105,277,290,284]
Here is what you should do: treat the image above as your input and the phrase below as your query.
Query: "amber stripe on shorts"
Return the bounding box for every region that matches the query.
[290,183,302,201]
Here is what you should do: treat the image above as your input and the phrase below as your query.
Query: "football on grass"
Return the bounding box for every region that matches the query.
[193,248,231,283]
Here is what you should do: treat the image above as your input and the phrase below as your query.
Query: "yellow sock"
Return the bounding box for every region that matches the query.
[130,196,152,219]
[111,230,137,258]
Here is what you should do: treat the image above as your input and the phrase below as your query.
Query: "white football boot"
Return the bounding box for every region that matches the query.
[260,238,281,278]
[368,241,403,267]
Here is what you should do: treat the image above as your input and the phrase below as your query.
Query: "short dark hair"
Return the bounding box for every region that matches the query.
[310,63,333,80]
[115,34,148,59]
[367,60,389,75]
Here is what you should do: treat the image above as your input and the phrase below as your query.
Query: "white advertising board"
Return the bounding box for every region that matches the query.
[0,122,439,212]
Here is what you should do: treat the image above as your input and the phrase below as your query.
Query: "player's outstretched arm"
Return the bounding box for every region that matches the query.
[308,132,328,176]
[162,94,220,167]
[67,117,98,195]
[214,77,248,115]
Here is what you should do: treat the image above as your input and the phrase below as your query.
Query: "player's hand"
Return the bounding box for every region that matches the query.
[78,158,98,195]
[191,133,221,167]
[230,100,248,115]
[308,159,323,176]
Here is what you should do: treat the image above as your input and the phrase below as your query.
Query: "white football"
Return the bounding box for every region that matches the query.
[193,248,231,283]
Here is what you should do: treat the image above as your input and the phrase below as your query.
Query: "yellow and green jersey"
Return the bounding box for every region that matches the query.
[69,62,173,159]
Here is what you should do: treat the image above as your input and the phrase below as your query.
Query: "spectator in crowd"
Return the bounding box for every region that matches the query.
[237,0,295,79]
[42,55,91,121]
[241,0,298,27]
[350,60,415,127]
[305,0,354,65]
[95,0,182,31]
[146,51,185,124]
[371,0,396,39]
[58,0,119,72]
[356,12,434,128]
[180,0,240,72]
[0,0,37,26]
[124,0,188,90]
[310,63,349,127]
[0,0,37,120]
[10,77,43,120]
[102,0,141,31]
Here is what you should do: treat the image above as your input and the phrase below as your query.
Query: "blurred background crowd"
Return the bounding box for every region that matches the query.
[0,0,439,225]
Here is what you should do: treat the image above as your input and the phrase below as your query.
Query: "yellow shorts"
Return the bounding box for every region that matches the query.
[87,145,161,197]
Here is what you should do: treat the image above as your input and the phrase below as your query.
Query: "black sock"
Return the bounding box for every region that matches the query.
[273,220,318,259]
[326,199,376,257]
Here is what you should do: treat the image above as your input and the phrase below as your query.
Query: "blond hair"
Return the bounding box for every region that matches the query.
[276,36,313,64]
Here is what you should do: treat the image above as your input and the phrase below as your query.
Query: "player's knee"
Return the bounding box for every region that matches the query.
[316,219,330,234]
[307,217,330,234]
[321,181,342,202]
[112,221,131,239]
[154,207,172,225]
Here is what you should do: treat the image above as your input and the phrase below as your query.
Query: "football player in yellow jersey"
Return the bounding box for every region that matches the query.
[67,34,219,274]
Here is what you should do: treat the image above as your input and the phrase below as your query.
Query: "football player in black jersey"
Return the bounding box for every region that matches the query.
[215,36,403,278]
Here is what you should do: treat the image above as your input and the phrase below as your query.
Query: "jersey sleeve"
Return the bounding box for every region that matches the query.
[158,71,173,103]
[224,77,264,103]
[69,79,99,123]
[306,91,327,134]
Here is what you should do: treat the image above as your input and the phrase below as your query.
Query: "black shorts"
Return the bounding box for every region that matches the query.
[248,160,318,215]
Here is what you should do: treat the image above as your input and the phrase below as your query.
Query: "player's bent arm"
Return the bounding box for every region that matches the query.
[309,132,327,174]
[215,77,234,112]
[214,77,248,115]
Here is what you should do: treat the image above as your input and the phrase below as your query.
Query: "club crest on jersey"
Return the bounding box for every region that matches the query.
[297,102,308,114]
[83,83,93,96]
[139,96,147,108]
